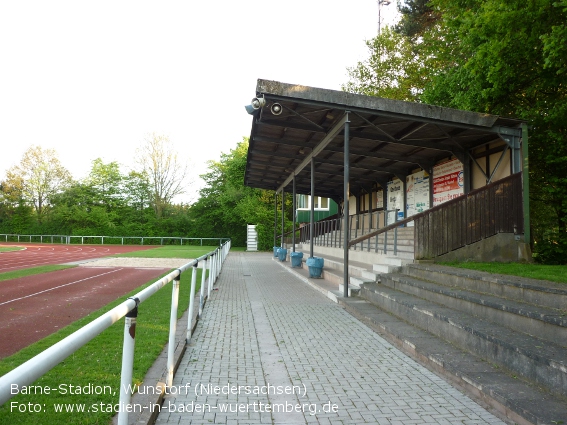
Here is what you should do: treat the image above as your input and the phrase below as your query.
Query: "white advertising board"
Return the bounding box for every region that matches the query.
[433,159,464,206]
[387,178,404,224]
[376,189,384,209]
[406,170,430,226]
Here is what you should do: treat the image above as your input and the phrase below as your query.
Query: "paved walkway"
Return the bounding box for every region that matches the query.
[155,252,506,425]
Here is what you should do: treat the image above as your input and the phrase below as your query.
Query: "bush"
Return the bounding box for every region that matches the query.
[533,231,567,265]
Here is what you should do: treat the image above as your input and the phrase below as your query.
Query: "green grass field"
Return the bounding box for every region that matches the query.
[440,261,567,284]
[0,246,24,253]
[0,265,76,282]
[111,245,218,259]
[0,268,204,425]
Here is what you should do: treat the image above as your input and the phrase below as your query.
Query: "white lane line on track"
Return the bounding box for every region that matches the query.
[0,268,124,307]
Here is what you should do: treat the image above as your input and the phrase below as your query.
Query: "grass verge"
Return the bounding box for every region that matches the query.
[0,268,204,425]
[440,261,567,284]
[0,247,24,253]
[0,265,76,283]
[111,245,218,259]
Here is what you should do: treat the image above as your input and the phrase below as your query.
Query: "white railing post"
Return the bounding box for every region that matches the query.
[215,249,220,279]
[199,257,207,318]
[118,298,139,425]
[187,264,198,342]
[166,273,180,387]
[208,253,215,298]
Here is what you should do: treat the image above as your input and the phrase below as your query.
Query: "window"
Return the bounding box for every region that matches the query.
[297,195,330,211]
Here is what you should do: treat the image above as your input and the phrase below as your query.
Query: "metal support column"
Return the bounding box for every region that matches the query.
[281,190,285,248]
[521,123,530,244]
[463,153,471,194]
[511,135,522,175]
[310,158,315,258]
[274,192,278,248]
[343,112,350,298]
[292,174,296,252]
[427,166,434,210]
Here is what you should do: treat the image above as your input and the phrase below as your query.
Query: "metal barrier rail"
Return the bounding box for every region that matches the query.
[0,234,229,246]
[297,209,401,254]
[0,239,231,425]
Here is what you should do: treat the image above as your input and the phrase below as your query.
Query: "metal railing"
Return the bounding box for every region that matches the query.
[294,209,406,255]
[0,233,229,246]
[0,239,231,425]
[348,173,525,259]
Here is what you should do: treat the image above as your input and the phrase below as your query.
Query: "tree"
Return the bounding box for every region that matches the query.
[190,139,293,248]
[541,0,567,75]
[4,146,72,222]
[343,0,567,262]
[343,26,435,102]
[394,0,439,38]
[420,0,567,260]
[85,158,124,212]
[136,133,189,219]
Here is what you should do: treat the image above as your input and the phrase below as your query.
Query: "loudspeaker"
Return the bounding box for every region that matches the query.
[251,97,266,109]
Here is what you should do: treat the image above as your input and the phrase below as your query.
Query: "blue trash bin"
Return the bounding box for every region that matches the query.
[273,246,279,257]
[306,257,324,278]
[290,251,303,268]
[277,248,287,262]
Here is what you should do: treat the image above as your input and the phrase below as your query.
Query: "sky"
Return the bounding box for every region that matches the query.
[0,1,398,202]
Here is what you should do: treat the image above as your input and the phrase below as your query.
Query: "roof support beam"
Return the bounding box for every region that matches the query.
[276,114,348,193]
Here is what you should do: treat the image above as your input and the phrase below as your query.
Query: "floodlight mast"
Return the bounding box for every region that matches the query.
[378,0,391,36]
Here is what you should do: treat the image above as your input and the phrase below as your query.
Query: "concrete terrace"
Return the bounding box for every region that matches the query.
[151,252,508,425]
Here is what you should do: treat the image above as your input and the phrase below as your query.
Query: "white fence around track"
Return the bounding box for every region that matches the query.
[0,239,231,425]
[0,233,229,246]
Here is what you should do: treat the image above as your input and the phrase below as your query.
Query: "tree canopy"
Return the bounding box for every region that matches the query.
[190,139,293,249]
[344,0,567,263]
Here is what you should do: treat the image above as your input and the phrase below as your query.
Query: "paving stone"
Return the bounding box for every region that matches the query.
[155,252,507,424]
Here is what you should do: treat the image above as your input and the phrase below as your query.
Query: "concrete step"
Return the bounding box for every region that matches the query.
[361,269,381,281]
[405,263,567,311]
[372,263,401,274]
[380,273,567,346]
[350,275,375,288]
[338,296,567,425]
[361,282,567,398]
[338,283,361,297]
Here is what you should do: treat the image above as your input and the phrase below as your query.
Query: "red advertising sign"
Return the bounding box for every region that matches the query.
[433,159,464,206]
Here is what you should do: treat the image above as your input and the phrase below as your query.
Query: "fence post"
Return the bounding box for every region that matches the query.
[118,298,140,425]
[208,253,215,299]
[218,247,222,275]
[187,264,198,342]
[167,273,180,387]
[199,258,207,318]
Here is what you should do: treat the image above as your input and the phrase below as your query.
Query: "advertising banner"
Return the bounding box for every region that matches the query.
[406,170,430,226]
[387,178,404,224]
[376,189,383,209]
[433,159,464,206]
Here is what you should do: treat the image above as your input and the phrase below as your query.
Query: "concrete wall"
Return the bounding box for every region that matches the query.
[435,233,531,263]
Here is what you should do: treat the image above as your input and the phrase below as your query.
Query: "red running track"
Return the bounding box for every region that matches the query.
[0,266,171,358]
[0,243,155,272]
[0,243,169,358]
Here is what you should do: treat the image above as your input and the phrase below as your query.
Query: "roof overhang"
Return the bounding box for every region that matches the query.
[244,79,524,201]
